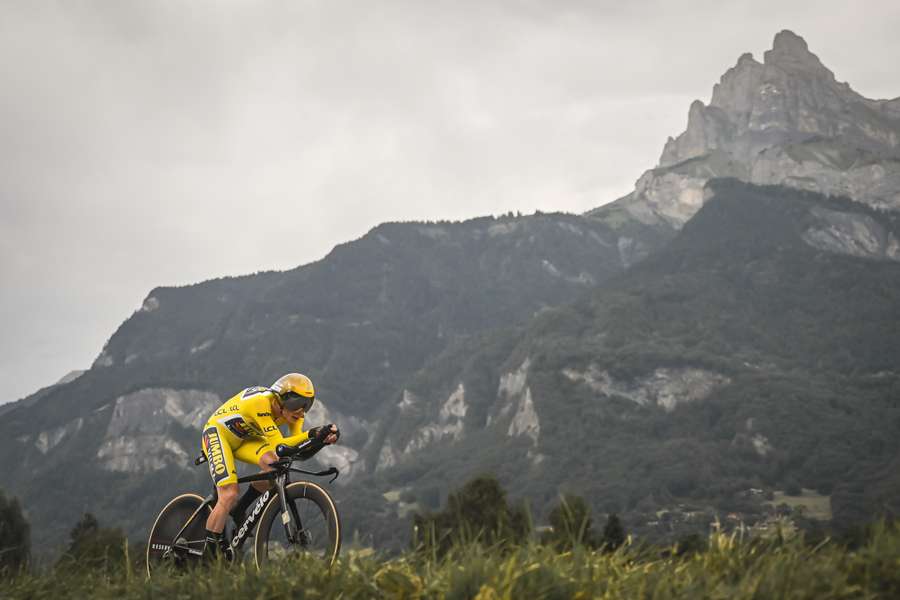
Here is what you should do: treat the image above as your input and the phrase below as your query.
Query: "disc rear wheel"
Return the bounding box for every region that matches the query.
[146,493,210,578]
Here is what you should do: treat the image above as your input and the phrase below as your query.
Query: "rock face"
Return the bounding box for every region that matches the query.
[305,399,371,481]
[97,388,220,472]
[562,366,731,413]
[35,418,84,454]
[403,383,468,454]
[489,359,540,444]
[593,30,900,227]
[802,205,900,261]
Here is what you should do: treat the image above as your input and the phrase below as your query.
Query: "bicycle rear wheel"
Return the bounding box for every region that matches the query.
[146,493,211,578]
[254,481,341,568]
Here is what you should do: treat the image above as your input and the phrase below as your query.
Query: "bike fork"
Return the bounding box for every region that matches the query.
[276,474,304,543]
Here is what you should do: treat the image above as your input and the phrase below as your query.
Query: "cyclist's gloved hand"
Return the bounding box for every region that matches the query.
[327,424,340,444]
[309,424,340,444]
[275,443,295,458]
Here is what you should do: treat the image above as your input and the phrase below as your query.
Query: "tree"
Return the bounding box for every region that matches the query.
[0,490,30,573]
[57,512,127,572]
[675,532,707,556]
[600,513,626,551]
[412,475,530,556]
[544,494,595,550]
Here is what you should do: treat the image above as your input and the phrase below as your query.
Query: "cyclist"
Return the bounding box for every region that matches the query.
[200,373,339,559]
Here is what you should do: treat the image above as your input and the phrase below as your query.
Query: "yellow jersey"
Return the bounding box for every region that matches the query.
[206,386,310,447]
[201,386,311,486]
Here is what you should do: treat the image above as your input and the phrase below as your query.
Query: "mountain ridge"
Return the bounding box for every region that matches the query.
[0,209,671,554]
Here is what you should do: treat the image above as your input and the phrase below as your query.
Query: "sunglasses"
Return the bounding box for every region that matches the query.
[281,391,314,412]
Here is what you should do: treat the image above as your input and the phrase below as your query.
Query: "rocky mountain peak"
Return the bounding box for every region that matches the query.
[666,31,854,167]
[591,31,900,229]
[771,29,807,52]
[764,30,829,73]
[736,52,756,67]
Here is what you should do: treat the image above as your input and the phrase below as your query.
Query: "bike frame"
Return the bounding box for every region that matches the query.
[162,451,338,560]
[230,470,285,551]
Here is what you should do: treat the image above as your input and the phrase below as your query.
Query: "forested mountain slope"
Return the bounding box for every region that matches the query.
[0,211,668,553]
[363,180,900,546]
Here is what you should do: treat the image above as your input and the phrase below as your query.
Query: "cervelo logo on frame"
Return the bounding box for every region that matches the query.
[232,490,271,547]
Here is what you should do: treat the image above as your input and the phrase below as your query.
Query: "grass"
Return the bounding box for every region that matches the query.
[767,488,833,521]
[6,523,900,599]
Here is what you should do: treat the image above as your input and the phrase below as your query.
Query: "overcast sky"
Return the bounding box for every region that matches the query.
[1,0,898,404]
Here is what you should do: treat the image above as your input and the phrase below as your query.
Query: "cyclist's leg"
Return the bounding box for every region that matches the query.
[235,439,278,490]
[231,440,277,521]
[201,424,240,536]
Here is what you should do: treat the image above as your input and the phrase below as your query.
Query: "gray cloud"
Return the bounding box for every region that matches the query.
[1,0,898,402]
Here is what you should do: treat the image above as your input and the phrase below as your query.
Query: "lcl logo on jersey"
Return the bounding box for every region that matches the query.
[202,427,227,479]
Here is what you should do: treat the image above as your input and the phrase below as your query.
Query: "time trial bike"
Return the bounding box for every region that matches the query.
[146,437,341,577]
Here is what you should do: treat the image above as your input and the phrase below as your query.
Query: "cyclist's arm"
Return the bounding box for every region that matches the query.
[281,414,310,446]
[248,396,310,447]
[287,415,307,440]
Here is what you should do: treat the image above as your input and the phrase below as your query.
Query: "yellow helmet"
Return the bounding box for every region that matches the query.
[271,373,315,412]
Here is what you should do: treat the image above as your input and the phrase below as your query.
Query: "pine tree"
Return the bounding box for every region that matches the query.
[545,494,594,549]
[58,512,127,572]
[0,490,30,572]
[412,475,530,556]
[601,513,626,551]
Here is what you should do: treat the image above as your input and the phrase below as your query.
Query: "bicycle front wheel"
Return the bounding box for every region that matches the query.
[254,481,341,568]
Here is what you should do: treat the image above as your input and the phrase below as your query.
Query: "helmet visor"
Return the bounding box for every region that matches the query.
[281,391,314,412]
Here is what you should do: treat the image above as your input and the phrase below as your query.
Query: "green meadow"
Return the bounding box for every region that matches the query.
[6,523,900,599]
